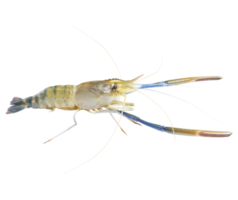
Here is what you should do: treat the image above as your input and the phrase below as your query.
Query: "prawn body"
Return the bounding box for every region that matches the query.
[5,28,233,172]
[7,76,139,114]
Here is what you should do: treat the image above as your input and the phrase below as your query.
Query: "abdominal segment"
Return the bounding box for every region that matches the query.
[31,85,77,110]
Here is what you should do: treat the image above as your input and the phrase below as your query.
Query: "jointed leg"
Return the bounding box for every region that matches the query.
[41,112,79,145]
[109,114,130,137]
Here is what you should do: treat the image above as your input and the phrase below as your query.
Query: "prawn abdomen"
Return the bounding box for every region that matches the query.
[23,84,78,111]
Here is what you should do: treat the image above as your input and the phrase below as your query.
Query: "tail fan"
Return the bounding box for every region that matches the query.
[6,97,28,114]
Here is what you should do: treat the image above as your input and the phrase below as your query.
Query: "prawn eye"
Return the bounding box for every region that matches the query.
[112,85,117,90]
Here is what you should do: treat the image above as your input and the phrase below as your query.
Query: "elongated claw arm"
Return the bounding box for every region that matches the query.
[135,76,222,89]
[117,111,232,137]
[41,112,79,145]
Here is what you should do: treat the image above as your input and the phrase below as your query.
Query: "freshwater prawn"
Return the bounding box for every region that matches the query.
[6,28,232,171]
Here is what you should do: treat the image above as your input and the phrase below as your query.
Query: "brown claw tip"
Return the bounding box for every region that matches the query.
[195,77,222,82]
[199,131,232,137]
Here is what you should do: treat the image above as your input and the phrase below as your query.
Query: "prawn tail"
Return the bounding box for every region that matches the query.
[3,96,28,115]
